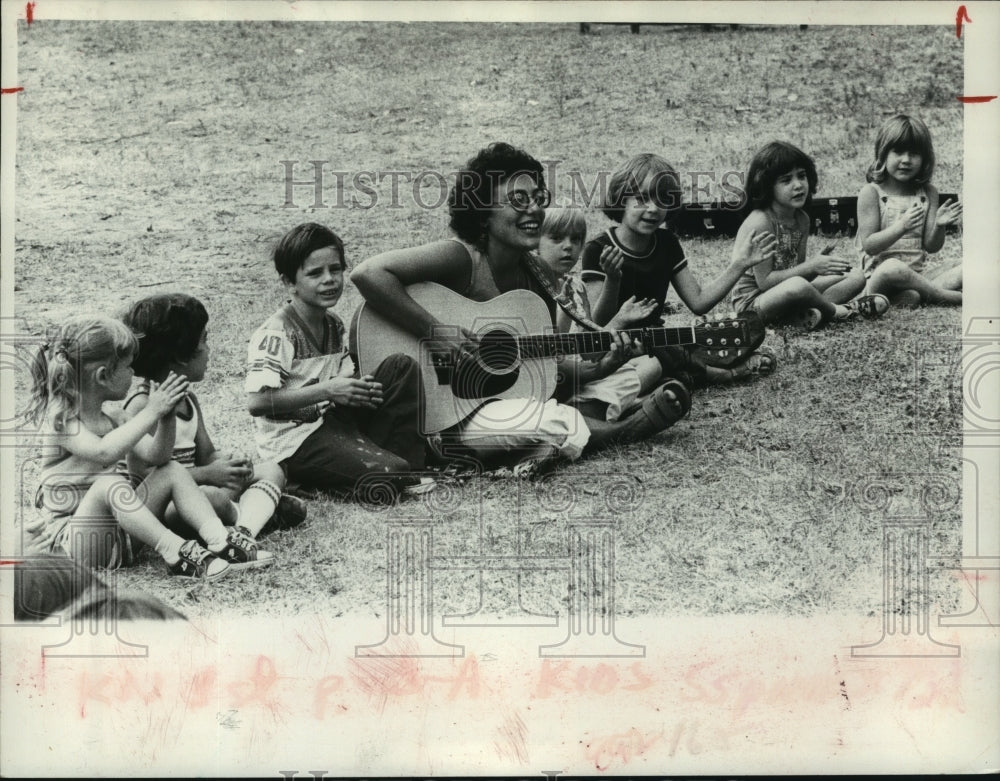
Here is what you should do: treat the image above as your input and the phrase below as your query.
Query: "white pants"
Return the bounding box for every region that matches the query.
[457,397,591,461]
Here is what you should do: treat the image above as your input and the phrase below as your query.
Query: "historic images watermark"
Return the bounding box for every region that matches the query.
[937,318,1000,629]
[849,471,962,659]
[280,160,748,211]
[5,457,153,658]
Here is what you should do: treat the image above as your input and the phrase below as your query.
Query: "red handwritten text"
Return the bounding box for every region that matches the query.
[228,654,278,707]
[956,5,971,38]
[584,727,663,771]
[533,660,653,698]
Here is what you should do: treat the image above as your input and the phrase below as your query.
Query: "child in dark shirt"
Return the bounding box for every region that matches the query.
[581,153,779,384]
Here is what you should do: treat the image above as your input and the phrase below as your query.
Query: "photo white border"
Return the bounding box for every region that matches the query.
[1,1,997,776]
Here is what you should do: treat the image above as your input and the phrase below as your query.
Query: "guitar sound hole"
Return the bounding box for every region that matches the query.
[476,329,519,372]
[451,328,520,400]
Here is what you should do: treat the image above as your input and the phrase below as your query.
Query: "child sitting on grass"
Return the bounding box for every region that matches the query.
[122,293,307,544]
[25,314,259,580]
[856,114,962,307]
[731,140,888,329]
[582,152,781,385]
[537,205,664,421]
[246,222,429,502]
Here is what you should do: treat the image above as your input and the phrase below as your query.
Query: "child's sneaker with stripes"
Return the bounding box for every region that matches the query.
[169,539,231,581]
[218,526,275,570]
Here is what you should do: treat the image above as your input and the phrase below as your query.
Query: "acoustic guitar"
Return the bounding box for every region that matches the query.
[351,282,764,433]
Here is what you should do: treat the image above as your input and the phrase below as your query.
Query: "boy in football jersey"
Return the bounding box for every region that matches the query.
[246,223,428,502]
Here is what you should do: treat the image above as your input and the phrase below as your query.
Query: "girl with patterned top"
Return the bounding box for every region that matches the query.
[731,141,887,330]
[856,115,962,307]
[121,293,304,547]
[25,315,250,580]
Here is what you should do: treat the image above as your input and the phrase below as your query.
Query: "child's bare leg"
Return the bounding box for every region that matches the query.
[137,461,230,553]
[72,474,188,565]
[815,268,866,304]
[203,486,240,525]
[165,486,239,532]
[234,462,286,538]
[753,277,839,323]
[867,259,962,306]
[926,260,962,291]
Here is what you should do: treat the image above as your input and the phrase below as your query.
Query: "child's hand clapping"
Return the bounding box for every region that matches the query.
[899,201,926,233]
[935,198,962,227]
[613,295,659,326]
[599,245,626,279]
[146,372,189,417]
[807,254,853,276]
[325,374,384,409]
[733,229,777,270]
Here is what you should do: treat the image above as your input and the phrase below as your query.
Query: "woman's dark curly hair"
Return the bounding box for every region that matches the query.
[448,142,546,250]
[745,141,818,211]
[122,293,209,380]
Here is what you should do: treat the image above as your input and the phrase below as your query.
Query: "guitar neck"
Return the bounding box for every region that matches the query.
[517,325,697,358]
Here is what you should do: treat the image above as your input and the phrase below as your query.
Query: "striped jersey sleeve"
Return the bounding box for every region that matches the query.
[246,319,295,393]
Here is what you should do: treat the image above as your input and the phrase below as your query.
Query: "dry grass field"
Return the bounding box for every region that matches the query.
[11,20,965,622]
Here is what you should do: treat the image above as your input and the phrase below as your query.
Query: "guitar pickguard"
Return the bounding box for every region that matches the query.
[429,328,523,398]
[351,284,559,433]
[450,361,520,400]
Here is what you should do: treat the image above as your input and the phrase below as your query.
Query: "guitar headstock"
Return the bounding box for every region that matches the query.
[693,312,766,367]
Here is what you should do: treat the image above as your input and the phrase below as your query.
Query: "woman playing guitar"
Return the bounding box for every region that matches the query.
[351,142,692,474]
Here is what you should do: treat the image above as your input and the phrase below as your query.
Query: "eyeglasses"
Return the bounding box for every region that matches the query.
[502,188,551,212]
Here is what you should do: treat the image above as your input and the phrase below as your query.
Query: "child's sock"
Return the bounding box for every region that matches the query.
[236,480,282,538]
[153,530,188,565]
[110,497,188,564]
[191,518,229,553]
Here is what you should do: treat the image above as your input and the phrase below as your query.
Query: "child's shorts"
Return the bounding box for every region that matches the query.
[568,358,653,421]
[51,516,136,571]
[34,477,137,571]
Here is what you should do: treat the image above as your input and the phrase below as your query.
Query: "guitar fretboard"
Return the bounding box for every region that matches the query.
[516,326,698,358]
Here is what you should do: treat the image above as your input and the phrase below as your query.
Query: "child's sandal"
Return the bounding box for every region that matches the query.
[727,347,778,381]
[795,307,824,330]
[845,294,890,319]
